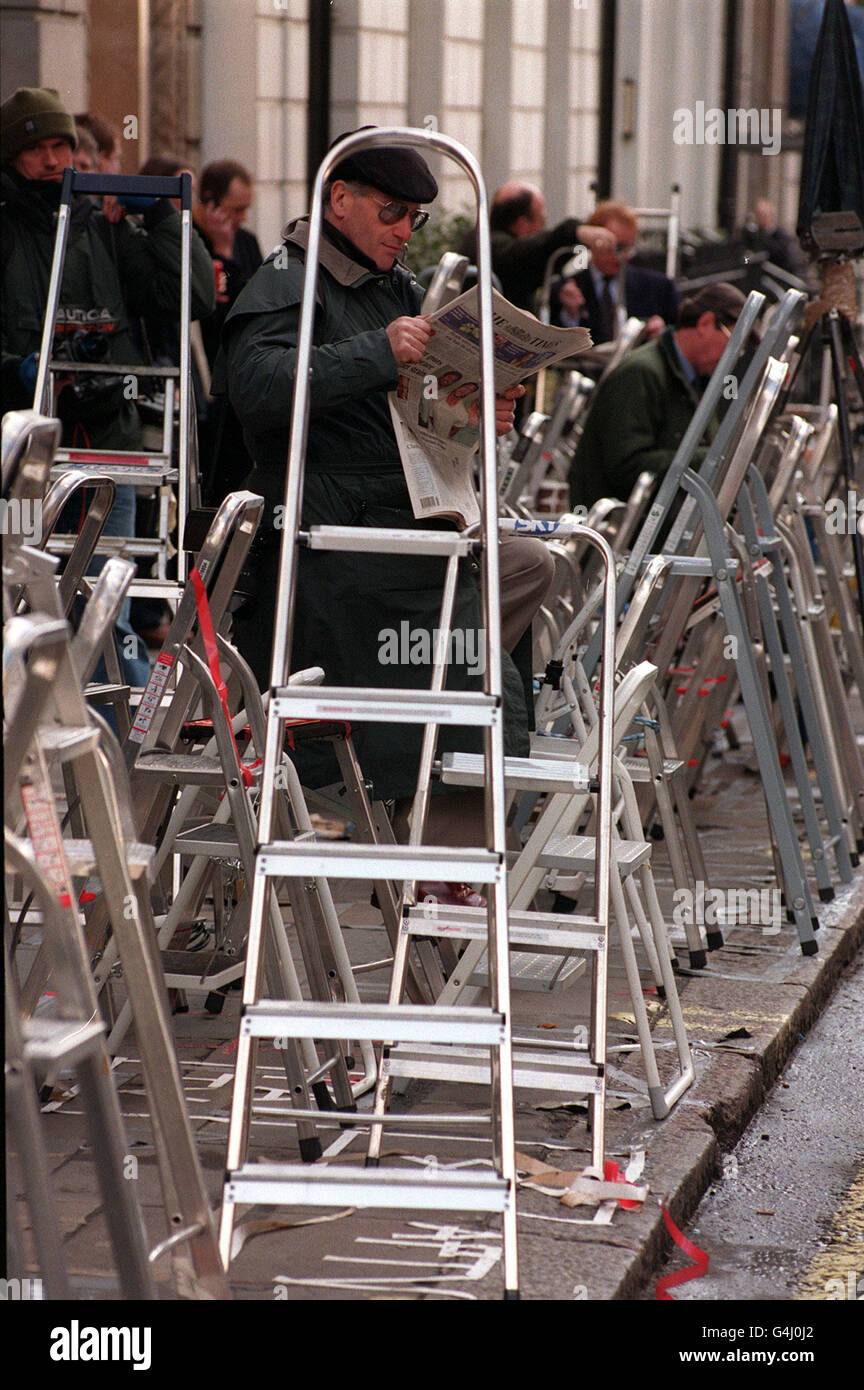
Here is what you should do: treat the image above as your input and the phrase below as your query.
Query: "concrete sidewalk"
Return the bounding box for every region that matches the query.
[12,733,864,1302]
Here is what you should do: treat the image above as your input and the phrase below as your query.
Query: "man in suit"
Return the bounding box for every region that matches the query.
[551,200,678,342]
[459,181,617,313]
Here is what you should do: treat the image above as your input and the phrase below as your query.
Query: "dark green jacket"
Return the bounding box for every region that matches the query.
[213,217,416,491]
[213,219,530,799]
[569,328,717,510]
[1,168,215,448]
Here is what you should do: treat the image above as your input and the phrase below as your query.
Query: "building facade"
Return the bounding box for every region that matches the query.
[1,0,809,259]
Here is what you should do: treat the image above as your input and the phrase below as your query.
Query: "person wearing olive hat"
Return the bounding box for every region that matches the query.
[1,85,216,687]
[214,130,551,903]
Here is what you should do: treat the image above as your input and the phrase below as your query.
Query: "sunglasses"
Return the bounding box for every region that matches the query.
[365,192,429,232]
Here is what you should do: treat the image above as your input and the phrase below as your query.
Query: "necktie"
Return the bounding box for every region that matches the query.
[598,276,615,343]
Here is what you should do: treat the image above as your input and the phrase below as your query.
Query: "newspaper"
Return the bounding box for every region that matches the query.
[388,286,592,528]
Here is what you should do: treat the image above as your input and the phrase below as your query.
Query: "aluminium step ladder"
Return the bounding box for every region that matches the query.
[33,169,199,607]
[217,127,572,1299]
[4,613,155,1298]
[3,541,228,1298]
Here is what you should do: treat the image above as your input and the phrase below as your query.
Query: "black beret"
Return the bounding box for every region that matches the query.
[329,127,438,203]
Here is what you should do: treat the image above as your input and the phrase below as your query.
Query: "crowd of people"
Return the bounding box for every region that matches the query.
[1,86,782,899]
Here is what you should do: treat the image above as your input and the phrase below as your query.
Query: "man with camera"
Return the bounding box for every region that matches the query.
[1,87,215,678]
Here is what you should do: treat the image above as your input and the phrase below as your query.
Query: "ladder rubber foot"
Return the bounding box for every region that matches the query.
[818,887,835,903]
[299,1136,323,1163]
[801,940,818,957]
[339,1103,358,1130]
[204,991,226,1015]
[850,852,860,868]
[706,930,724,951]
[364,1156,380,1168]
[312,1081,335,1111]
[503,1289,521,1300]
[786,910,796,925]
[688,950,707,970]
[649,824,664,841]
[655,984,666,1000]
[857,839,864,855]
[811,917,820,932]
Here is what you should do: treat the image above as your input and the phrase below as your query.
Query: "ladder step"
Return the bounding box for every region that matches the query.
[37,726,99,759]
[621,757,684,782]
[23,1016,107,1070]
[441,751,589,792]
[46,534,170,556]
[304,526,479,557]
[173,822,242,857]
[160,950,243,990]
[485,953,587,992]
[406,902,605,953]
[538,835,651,875]
[241,1000,505,1045]
[383,1043,604,1094]
[271,686,499,727]
[224,1164,510,1212]
[256,841,503,884]
[62,838,155,879]
[132,753,229,785]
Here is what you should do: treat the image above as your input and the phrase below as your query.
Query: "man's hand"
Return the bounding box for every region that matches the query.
[558,279,586,317]
[494,383,525,436]
[198,201,235,259]
[643,314,665,340]
[576,224,616,256]
[386,315,433,365]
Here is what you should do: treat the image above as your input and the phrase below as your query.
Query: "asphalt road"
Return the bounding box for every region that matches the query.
[659,947,864,1304]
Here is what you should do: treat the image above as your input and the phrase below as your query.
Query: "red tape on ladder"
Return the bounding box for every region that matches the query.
[655,1204,709,1299]
[189,566,256,788]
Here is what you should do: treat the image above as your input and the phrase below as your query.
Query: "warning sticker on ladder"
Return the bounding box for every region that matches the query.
[20,778,74,909]
[128,651,175,743]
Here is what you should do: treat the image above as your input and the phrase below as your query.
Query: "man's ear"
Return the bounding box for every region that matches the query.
[328,180,350,221]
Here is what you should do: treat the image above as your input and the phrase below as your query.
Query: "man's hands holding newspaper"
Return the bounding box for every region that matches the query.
[388,316,525,435]
[387,316,434,364]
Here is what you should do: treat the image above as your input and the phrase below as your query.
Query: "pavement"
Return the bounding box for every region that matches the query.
[11,720,864,1303]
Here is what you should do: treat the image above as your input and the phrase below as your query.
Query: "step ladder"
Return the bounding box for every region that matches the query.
[4,614,155,1299]
[3,535,229,1298]
[218,127,561,1299]
[33,169,199,606]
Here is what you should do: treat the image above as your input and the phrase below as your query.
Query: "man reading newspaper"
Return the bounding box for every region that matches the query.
[215,132,580,904]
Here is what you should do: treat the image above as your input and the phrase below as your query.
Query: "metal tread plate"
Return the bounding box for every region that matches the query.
[305,525,478,557]
[538,834,651,875]
[242,999,505,1044]
[405,902,605,953]
[440,750,589,792]
[383,1042,604,1093]
[256,841,503,884]
[271,686,500,727]
[23,1016,107,1069]
[225,1163,510,1212]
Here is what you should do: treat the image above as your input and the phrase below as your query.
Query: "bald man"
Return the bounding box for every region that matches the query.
[461,180,615,312]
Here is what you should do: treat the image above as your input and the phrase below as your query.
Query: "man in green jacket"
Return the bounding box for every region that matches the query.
[216,134,551,904]
[1,87,215,682]
[569,282,748,511]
